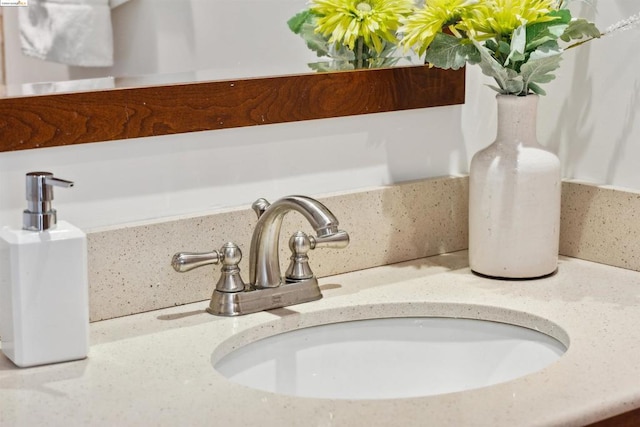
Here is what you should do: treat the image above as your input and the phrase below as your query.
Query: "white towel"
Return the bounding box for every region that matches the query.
[18,0,129,67]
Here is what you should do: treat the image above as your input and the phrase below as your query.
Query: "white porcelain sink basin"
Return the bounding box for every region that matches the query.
[214,317,567,400]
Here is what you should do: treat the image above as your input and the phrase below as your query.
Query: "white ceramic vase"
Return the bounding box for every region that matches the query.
[469,94,561,279]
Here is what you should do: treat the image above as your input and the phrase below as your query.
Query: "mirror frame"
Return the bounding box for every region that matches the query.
[0,65,464,152]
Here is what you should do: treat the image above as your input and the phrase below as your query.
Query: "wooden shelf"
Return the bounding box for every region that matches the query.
[0,66,465,152]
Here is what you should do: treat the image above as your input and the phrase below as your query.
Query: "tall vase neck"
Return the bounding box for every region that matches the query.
[495,94,539,144]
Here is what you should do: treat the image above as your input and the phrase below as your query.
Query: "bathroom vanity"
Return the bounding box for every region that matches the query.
[2,177,640,425]
[1,251,640,426]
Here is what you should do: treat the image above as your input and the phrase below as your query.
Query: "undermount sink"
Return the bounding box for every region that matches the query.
[213,316,567,400]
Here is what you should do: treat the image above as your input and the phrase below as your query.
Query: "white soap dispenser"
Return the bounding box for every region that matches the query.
[0,172,89,367]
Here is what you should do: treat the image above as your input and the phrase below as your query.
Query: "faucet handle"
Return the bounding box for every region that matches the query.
[214,242,246,293]
[285,231,314,282]
[172,243,246,293]
[285,230,350,282]
[171,250,221,273]
[310,230,350,249]
[251,198,270,219]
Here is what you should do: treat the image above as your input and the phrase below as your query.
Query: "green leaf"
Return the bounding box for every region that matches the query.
[504,74,525,95]
[327,44,356,61]
[527,82,547,96]
[528,40,563,62]
[485,39,499,53]
[520,43,562,94]
[549,9,572,25]
[526,23,567,51]
[497,40,511,56]
[560,18,601,42]
[423,33,478,70]
[525,10,570,51]
[472,40,524,95]
[486,84,505,93]
[288,12,334,58]
[521,56,561,84]
[505,25,526,67]
[287,10,314,35]
[300,24,333,57]
[308,60,355,72]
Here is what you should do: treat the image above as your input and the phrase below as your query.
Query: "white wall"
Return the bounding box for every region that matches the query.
[464,0,640,190]
[544,0,640,189]
[0,108,466,230]
[1,0,639,231]
[3,0,331,89]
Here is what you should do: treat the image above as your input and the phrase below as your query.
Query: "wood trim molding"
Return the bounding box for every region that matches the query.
[588,408,640,426]
[0,66,465,152]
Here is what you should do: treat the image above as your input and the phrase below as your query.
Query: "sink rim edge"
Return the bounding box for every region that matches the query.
[210,301,570,365]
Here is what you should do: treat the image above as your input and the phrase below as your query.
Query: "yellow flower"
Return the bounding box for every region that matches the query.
[469,0,560,38]
[310,0,414,54]
[401,0,486,55]
[402,0,562,54]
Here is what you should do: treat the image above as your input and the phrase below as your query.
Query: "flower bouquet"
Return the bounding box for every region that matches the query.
[287,0,414,71]
[401,0,613,96]
[398,1,639,278]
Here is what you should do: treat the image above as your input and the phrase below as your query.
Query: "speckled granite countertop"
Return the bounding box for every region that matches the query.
[1,251,640,426]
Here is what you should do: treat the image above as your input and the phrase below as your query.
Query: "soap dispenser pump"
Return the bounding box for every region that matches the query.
[23,171,75,231]
[0,172,89,367]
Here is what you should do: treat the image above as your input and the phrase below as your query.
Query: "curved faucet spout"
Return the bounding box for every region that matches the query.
[249,196,348,289]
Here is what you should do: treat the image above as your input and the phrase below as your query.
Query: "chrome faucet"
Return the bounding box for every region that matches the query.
[250,196,350,289]
[171,195,349,316]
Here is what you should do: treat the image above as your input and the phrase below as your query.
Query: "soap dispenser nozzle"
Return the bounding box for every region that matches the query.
[23,172,74,231]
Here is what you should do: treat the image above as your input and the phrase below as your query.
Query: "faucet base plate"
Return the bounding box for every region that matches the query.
[208,278,322,316]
